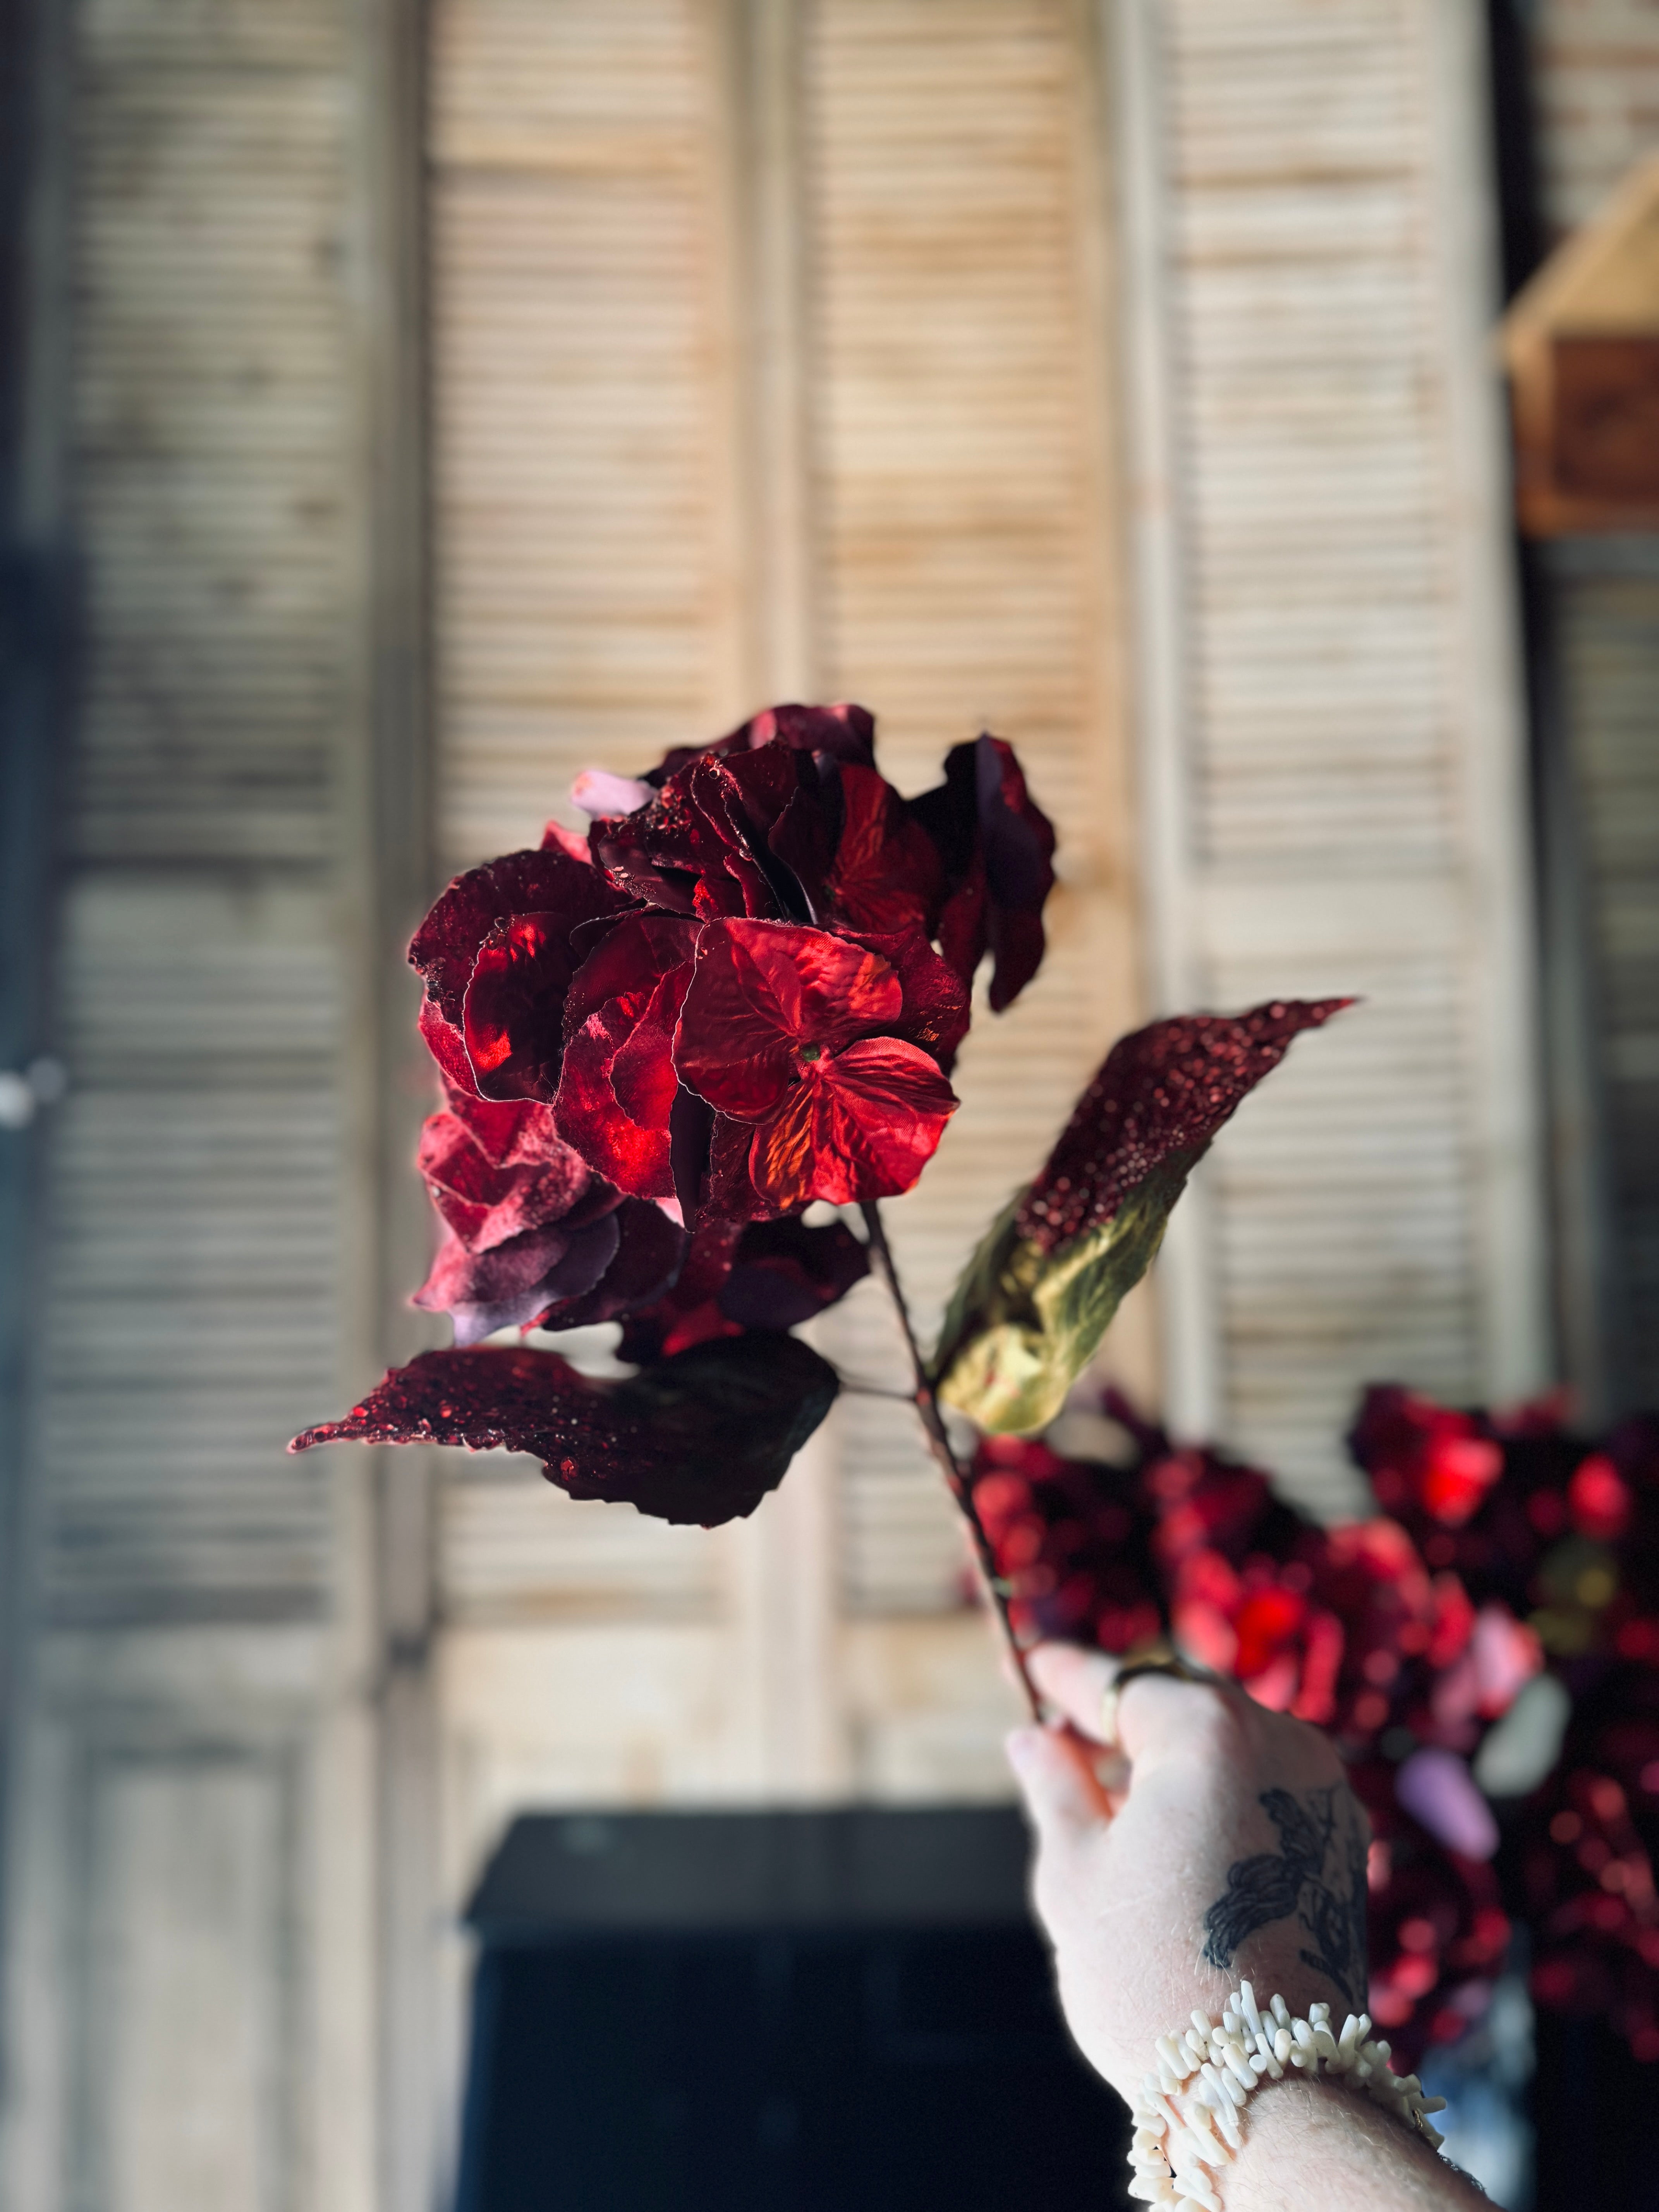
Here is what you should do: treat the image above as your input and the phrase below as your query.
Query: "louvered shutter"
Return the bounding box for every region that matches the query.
[1117,0,1548,1513]
[426,0,1145,1816]
[426,0,765,1839]
[803,0,1147,1647]
[4,4,392,2207]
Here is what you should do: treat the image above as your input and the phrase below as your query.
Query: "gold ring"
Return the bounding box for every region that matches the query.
[1099,1646,1214,1747]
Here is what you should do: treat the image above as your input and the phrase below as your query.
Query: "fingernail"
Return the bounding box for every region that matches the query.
[1005,1726,1039,1770]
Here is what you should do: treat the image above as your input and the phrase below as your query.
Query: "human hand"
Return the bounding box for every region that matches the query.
[1006,1643,1372,2105]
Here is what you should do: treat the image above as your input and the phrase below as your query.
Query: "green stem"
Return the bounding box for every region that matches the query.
[859,1202,1041,1723]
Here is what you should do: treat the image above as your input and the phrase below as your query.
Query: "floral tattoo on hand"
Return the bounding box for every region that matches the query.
[1201,1786,1369,2009]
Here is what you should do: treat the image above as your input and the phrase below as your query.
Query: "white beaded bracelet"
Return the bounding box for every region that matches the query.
[1128,1982,1449,2210]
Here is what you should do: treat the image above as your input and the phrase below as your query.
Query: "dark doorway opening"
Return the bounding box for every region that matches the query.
[456,1807,1128,2212]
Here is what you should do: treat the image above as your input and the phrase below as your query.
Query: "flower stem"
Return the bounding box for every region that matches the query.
[859,1202,1041,1722]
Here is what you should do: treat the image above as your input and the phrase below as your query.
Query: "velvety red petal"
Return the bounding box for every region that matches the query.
[531,1197,687,1331]
[824,763,942,936]
[933,866,989,996]
[554,914,699,1199]
[749,1037,958,1209]
[540,818,594,863]
[461,911,580,1102]
[417,1110,591,1253]
[414,1212,623,1345]
[703,1111,776,1225]
[617,1221,744,1361]
[438,1081,570,1170]
[418,993,476,1093]
[592,756,772,919]
[409,845,632,1028]
[1016,998,1353,1253]
[846,925,972,1073]
[651,701,876,781]
[674,919,904,1117]
[290,1334,840,1528]
[718,1216,870,1330]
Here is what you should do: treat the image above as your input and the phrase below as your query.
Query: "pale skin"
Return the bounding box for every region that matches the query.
[1006,1644,1491,2210]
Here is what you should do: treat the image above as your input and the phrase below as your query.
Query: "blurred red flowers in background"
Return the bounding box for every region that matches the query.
[972,1384,1659,2068]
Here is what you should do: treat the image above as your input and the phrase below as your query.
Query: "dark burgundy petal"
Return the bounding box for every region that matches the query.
[976,737,1057,1010]
[822,763,942,936]
[591,756,773,919]
[418,994,476,1094]
[531,1198,688,1330]
[749,1038,958,1210]
[290,1333,840,1528]
[704,1110,777,1225]
[415,1212,623,1346]
[462,911,581,1103]
[540,818,595,863]
[617,1220,744,1362]
[409,845,632,1029]
[719,1216,870,1330]
[1016,998,1354,1253]
[846,925,972,1073]
[906,735,1056,1011]
[649,701,877,782]
[673,919,904,1117]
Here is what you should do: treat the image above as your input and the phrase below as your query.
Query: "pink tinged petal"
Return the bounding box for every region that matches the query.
[416,1110,591,1253]
[539,819,592,864]
[749,1037,958,1209]
[571,769,653,818]
[1395,1748,1500,1862]
[418,993,477,1093]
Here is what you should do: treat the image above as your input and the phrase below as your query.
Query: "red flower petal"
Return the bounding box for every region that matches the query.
[908,734,1056,1010]
[847,924,972,1074]
[462,911,582,1102]
[554,914,699,1199]
[822,763,942,936]
[416,1108,591,1253]
[674,919,904,1118]
[749,1037,958,1209]
[531,1197,687,1331]
[413,1211,622,1344]
[1017,997,1353,1253]
[409,845,632,1029]
[289,1334,839,1527]
[438,1082,571,1170]
[650,700,876,782]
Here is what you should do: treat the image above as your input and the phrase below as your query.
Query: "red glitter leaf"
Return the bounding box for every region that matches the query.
[289,1334,838,1527]
[1017,998,1353,1253]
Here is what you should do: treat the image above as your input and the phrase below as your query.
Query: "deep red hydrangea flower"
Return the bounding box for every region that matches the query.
[673,919,960,1211]
[907,734,1057,1011]
[972,1432,1164,1653]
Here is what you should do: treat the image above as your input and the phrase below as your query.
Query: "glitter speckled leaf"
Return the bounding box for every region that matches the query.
[289,1333,837,1527]
[935,999,1350,1434]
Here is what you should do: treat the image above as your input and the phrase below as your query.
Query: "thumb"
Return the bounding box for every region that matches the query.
[1006,1723,1111,1849]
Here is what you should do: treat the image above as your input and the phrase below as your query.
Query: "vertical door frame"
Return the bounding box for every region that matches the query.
[344,0,446,2205]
